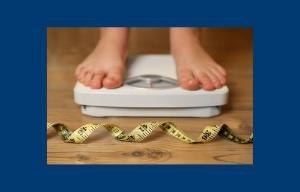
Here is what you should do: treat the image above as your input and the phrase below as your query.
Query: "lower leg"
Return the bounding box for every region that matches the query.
[75,27,129,89]
[170,27,226,90]
[99,27,129,60]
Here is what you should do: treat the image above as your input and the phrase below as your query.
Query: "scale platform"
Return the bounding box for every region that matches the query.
[74,55,229,117]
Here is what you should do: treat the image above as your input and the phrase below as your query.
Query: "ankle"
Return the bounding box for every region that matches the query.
[170,28,200,54]
[95,38,127,61]
[97,28,128,59]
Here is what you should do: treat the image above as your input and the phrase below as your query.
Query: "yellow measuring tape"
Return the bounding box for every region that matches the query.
[47,122,253,144]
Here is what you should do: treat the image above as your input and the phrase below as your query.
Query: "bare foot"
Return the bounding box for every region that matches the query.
[75,28,128,89]
[170,28,227,90]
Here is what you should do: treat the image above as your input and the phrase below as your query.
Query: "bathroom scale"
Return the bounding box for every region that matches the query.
[74,54,229,117]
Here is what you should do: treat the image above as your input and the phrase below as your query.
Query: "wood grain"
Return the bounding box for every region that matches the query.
[47,28,253,164]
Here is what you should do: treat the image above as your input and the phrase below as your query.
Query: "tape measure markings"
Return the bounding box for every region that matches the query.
[47,122,253,144]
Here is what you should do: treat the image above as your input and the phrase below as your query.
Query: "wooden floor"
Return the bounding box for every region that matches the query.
[47,28,253,164]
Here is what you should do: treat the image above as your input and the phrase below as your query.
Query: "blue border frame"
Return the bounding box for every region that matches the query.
[2,0,299,190]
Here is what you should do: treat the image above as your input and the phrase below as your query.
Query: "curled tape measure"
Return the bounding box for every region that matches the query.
[47,122,253,144]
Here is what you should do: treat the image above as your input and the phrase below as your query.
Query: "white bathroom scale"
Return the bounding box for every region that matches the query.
[74,54,229,117]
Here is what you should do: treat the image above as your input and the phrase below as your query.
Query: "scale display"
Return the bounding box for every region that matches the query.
[125,74,177,89]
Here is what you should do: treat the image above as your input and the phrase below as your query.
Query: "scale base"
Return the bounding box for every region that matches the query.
[75,55,229,117]
[81,106,221,117]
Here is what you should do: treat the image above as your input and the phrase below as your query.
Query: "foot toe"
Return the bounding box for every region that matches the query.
[103,70,123,89]
[207,71,222,88]
[216,65,227,76]
[219,72,227,85]
[196,72,215,90]
[181,79,200,90]
[210,67,227,87]
[82,72,93,85]
[77,68,87,84]
[178,69,200,90]
[75,65,84,77]
[89,73,104,89]
[103,76,122,88]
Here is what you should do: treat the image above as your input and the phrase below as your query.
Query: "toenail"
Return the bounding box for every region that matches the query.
[188,79,195,84]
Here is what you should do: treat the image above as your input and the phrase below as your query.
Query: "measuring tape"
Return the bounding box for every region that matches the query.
[47,122,253,144]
